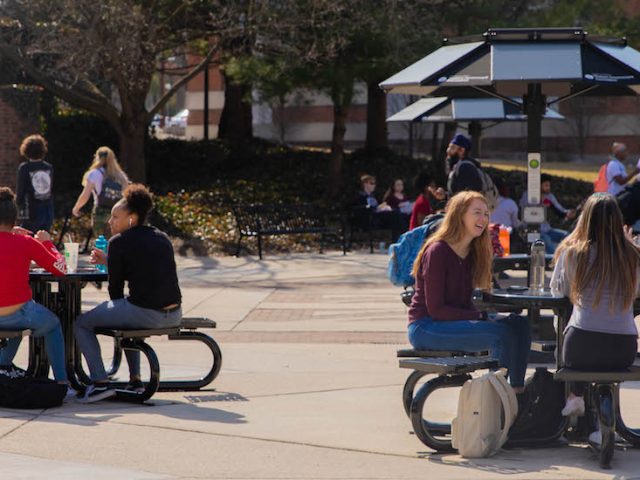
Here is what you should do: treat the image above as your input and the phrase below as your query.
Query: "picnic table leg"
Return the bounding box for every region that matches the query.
[257,233,263,260]
[595,384,615,468]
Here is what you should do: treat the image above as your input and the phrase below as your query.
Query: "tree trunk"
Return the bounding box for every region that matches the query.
[118,124,147,183]
[328,103,348,199]
[218,73,253,140]
[365,80,387,150]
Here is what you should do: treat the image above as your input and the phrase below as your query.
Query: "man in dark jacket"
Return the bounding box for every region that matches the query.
[616,181,640,227]
[446,133,484,195]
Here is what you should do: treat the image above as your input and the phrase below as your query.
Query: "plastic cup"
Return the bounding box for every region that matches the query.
[64,242,79,273]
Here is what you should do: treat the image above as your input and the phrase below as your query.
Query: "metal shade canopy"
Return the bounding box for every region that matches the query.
[380,28,640,213]
[386,97,564,122]
[386,97,563,158]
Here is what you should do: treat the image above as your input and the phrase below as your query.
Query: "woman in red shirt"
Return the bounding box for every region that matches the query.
[0,188,70,389]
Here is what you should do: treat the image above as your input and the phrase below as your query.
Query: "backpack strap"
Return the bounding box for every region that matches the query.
[487,370,518,452]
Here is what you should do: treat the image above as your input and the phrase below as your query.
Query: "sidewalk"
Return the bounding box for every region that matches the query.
[1,250,640,479]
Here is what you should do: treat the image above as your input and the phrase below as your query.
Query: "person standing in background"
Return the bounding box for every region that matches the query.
[606,142,639,196]
[16,135,54,232]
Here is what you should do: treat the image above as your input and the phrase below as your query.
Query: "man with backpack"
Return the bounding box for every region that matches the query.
[446,134,498,211]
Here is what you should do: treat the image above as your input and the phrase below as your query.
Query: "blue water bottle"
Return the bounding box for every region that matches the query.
[95,235,108,273]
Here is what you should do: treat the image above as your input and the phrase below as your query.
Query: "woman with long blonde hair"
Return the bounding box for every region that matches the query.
[72,146,129,237]
[408,191,531,389]
[551,193,640,426]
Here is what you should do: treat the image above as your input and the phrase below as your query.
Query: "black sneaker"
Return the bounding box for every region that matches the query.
[125,379,145,393]
[79,384,116,403]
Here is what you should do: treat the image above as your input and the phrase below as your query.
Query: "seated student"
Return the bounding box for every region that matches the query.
[409,172,447,230]
[382,178,412,214]
[551,193,639,443]
[0,188,73,394]
[382,178,411,231]
[353,174,404,242]
[520,173,576,253]
[490,178,521,229]
[75,184,182,403]
[407,191,531,390]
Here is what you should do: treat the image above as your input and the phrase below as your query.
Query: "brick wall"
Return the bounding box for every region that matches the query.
[0,95,39,189]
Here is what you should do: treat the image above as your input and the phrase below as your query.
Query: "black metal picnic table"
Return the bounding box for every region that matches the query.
[480,289,640,450]
[28,262,221,394]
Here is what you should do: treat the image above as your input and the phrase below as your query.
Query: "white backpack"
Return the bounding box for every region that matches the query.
[451,369,518,458]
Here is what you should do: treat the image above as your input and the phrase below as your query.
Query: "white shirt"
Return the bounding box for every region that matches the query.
[490,196,521,228]
[606,158,627,196]
[86,168,105,199]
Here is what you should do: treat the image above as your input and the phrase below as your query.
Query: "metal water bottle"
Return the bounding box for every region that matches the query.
[529,239,546,295]
[95,235,108,273]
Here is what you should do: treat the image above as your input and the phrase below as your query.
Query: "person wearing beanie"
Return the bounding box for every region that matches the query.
[446,133,484,196]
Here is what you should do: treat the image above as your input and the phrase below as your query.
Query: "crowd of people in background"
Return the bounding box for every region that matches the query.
[355,133,640,256]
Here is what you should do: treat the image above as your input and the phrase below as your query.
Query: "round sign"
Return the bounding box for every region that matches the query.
[529,159,540,169]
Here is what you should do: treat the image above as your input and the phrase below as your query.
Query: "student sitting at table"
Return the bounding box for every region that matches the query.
[0,187,74,395]
[75,184,182,403]
[551,193,639,436]
[407,191,531,391]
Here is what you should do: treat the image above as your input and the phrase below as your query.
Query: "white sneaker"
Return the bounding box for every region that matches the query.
[561,396,585,416]
[589,430,602,445]
[64,386,79,402]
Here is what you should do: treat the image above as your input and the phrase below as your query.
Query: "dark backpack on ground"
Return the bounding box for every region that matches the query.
[97,168,123,209]
[506,367,566,447]
[0,365,66,409]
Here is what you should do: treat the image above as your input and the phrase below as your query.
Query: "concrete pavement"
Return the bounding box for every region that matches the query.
[2,250,640,479]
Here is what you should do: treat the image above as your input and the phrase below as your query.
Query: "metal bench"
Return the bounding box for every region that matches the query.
[232,203,345,259]
[94,327,180,402]
[84,317,222,402]
[398,349,498,452]
[555,366,640,468]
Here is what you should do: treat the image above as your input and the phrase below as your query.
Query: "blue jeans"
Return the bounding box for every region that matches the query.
[75,298,181,382]
[0,300,67,381]
[408,314,531,387]
[540,228,568,254]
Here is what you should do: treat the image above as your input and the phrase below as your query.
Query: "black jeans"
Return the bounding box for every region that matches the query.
[562,326,637,395]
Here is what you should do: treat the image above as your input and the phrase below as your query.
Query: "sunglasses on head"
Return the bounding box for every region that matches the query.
[98,152,108,158]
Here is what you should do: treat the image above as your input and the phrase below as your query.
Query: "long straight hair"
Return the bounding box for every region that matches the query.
[554,193,640,311]
[411,191,493,289]
[81,146,129,187]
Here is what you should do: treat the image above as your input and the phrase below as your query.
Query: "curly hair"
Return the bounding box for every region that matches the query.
[19,135,48,160]
[121,184,153,225]
[0,187,17,226]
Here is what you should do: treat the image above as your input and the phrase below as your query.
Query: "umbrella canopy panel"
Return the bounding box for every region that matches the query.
[380,30,640,99]
[386,97,564,122]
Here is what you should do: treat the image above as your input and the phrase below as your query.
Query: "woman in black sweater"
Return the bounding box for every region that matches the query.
[75,184,182,402]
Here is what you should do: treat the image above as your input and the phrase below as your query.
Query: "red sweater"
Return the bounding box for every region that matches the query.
[408,240,478,323]
[0,232,65,307]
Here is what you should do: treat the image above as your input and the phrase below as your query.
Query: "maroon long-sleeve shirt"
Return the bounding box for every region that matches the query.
[408,240,479,323]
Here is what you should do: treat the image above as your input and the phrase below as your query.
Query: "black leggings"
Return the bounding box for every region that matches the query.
[562,326,637,395]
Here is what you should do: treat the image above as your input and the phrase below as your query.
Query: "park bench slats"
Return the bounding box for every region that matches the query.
[399,356,498,375]
[232,203,345,259]
[555,366,640,383]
